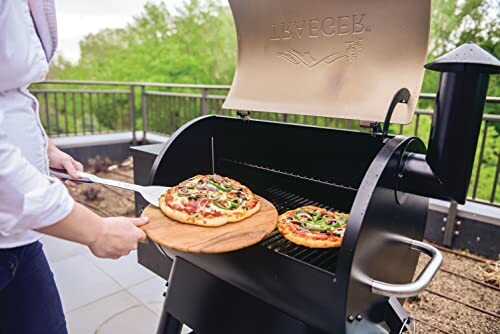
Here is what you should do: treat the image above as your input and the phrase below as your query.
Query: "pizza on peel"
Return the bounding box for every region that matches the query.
[160,174,260,227]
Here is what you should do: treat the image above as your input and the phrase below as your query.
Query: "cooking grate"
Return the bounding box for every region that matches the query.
[255,186,341,274]
[221,159,358,192]
[218,158,344,274]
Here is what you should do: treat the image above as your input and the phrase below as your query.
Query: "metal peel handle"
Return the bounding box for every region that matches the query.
[370,239,442,298]
[77,172,143,192]
[50,168,168,207]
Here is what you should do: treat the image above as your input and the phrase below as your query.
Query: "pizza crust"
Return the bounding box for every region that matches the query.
[277,206,347,248]
[277,221,342,248]
[159,175,261,227]
[160,194,261,227]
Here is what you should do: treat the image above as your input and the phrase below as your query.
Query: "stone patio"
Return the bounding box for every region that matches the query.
[42,235,190,334]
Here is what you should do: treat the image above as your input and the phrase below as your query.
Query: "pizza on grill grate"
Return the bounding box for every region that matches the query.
[277,205,349,248]
[160,174,260,226]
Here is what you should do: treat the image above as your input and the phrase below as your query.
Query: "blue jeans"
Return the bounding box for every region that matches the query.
[0,241,67,334]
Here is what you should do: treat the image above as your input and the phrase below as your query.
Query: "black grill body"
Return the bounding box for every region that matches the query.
[133,115,429,334]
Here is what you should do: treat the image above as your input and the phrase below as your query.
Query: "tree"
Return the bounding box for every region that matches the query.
[50,0,236,85]
[422,0,499,97]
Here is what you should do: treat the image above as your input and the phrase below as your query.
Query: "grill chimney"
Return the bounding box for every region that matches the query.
[423,42,500,203]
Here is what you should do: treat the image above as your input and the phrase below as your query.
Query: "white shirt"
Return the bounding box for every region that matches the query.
[0,0,74,248]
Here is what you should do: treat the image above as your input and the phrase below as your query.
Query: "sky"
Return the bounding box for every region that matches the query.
[54,0,187,62]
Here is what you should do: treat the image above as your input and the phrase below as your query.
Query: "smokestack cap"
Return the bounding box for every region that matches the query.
[425,42,500,74]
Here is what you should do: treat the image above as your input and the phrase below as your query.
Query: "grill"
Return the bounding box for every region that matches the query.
[131,1,500,333]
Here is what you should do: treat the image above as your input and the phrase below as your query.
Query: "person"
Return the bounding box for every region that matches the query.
[0,1,149,333]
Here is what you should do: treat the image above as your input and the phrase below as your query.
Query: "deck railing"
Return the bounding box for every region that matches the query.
[32,80,500,206]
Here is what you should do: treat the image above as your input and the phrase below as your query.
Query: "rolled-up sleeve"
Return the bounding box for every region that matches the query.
[0,113,74,236]
[0,0,49,92]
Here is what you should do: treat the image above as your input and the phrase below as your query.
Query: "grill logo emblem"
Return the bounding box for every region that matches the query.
[278,40,363,68]
[270,14,369,67]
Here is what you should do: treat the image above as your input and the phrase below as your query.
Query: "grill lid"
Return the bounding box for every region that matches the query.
[222,0,431,124]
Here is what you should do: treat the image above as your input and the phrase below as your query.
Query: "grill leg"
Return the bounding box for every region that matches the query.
[157,272,183,334]
[156,257,184,334]
[156,304,182,334]
[367,297,411,334]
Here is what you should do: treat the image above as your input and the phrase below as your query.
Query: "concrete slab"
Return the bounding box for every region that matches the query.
[95,304,159,334]
[51,255,122,312]
[66,291,140,334]
[128,276,166,316]
[86,250,154,288]
[41,235,88,263]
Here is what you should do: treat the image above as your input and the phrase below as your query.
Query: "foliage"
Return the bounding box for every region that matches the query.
[421,0,499,105]
[51,0,236,85]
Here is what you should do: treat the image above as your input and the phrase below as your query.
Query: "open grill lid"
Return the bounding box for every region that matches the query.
[222,0,431,124]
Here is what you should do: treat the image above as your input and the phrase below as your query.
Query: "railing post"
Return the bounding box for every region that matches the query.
[442,201,460,247]
[472,121,489,199]
[129,85,137,145]
[141,85,148,143]
[491,154,500,203]
[201,88,208,116]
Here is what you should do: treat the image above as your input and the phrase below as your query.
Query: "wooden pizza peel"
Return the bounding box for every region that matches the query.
[140,196,278,253]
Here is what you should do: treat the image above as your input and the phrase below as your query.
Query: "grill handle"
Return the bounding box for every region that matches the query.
[370,239,442,298]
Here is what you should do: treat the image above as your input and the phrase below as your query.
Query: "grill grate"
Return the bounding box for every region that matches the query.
[219,158,344,274]
[221,159,357,192]
[256,186,341,274]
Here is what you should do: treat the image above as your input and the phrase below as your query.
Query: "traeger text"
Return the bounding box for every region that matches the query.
[270,14,368,41]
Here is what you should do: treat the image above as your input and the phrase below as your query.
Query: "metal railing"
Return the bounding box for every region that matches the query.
[32,80,500,206]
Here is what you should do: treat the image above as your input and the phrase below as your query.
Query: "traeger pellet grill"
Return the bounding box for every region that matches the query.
[131,0,500,333]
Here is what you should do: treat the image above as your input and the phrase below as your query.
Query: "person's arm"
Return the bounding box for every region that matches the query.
[42,140,148,257]
[0,113,147,259]
[38,203,148,259]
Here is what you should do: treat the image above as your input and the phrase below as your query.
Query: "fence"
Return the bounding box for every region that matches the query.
[32,80,500,206]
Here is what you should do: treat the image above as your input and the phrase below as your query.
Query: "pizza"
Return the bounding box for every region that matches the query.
[277,205,349,248]
[160,174,261,226]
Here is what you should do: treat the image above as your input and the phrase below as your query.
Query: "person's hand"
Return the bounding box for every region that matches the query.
[88,216,149,259]
[47,145,84,179]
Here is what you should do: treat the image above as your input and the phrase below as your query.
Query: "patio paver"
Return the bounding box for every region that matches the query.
[85,250,155,288]
[42,235,88,263]
[128,276,166,316]
[65,291,141,334]
[95,304,158,334]
[51,254,123,312]
[42,236,172,333]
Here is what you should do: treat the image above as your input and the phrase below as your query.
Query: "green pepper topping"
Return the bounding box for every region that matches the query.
[301,221,331,232]
[332,221,344,228]
[214,200,233,210]
[208,179,232,192]
[295,210,312,221]
[177,187,195,197]
[230,198,242,208]
[314,213,327,222]
[209,192,221,200]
